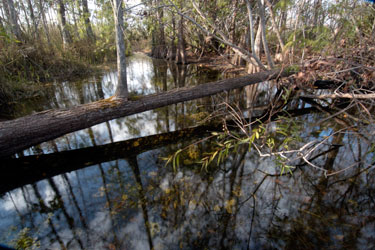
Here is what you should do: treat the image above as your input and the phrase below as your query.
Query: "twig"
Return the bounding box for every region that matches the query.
[300,93,375,99]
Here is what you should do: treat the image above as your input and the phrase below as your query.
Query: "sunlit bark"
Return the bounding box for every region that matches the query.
[257,0,274,68]
[112,0,128,99]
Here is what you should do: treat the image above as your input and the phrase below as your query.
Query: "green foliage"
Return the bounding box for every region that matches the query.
[286,25,331,53]
[275,0,294,11]
[164,105,304,176]
[165,111,302,175]
[285,65,300,74]
[10,228,40,250]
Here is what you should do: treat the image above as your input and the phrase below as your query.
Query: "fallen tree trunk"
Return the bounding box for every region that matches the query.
[0,125,213,194]
[0,105,316,194]
[0,68,293,158]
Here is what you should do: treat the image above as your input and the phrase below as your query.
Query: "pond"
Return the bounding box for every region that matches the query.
[1,54,374,249]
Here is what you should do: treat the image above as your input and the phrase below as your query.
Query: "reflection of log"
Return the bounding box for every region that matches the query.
[0,106,316,195]
[0,125,213,195]
[0,69,293,157]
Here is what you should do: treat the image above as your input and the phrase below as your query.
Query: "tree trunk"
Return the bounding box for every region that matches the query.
[0,15,4,31]
[150,1,166,59]
[226,0,239,55]
[26,0,39,40]
[57,0,72,46]
[70,1,81,39]
[157,5,166,58]
[0,69,294,158]
[245,0,263,73]
[19,1,31,34]
[2,0,23,41]
[257,0,274,68]
[112,0,128,99]
[292,0,304,61]
[0,104,316,195]
[264,0,284,51]
[313,0,322,27]
[81,0,95,41]
[0,124,214,194]
[176,14,187,64]
[248,20,263,74]
[38,0,51,47]
[167,11,177,60]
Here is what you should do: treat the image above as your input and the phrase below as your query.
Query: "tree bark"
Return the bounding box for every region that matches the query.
[70,1,81,38]
[313,0,322,27]
[151,2,166,59]
[167,11,177,60]
[248,20,262,74]
[112,0,128,99]
[2,0,23,40]
[257,0,274,68]
[26,0,39,40]
[176,14,187,64]
[57,0,72,46]
[245,0,263,73]
[19,1,31,34]
[82,0,95,41]
[38,0,51,47]
[0,68,294,158]
[264,0,284,51]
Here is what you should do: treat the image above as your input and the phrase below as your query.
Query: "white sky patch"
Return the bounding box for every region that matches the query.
[120,212,150,250]
[0,189,27,212]
[89,210,112,234]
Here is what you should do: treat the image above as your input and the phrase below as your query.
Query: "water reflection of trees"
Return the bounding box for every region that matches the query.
[2,56,375,249]
[3,114,375,249]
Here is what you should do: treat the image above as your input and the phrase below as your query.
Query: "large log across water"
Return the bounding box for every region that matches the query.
[0,69,293,158]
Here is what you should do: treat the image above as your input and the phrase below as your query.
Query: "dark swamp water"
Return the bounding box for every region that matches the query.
[1,54,374,249]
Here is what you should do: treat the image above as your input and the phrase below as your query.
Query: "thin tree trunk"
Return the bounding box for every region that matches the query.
[176,14,187,64]
[57,0,72,46]
[264,0,284,51]
[70,1,81,39]
[248,20,262,73]
[112,0,128,99]
[26,0,39,40]
[19,1,31,34]
[257,0,274,68]
[82,0,95,41]
[226,0,239,55]
[0,15,4,31]
[38,0,51,46]
[245,0,263,73]
[313,0,322,27]
[157,4,166,58]
[292,0,304,61]
[168,11,177,60]
[2,0,23,40]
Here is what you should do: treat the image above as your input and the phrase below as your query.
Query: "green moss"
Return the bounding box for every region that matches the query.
[285,65,300,74]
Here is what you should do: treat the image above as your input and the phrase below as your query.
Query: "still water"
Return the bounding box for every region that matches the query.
[1,54,374,249]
